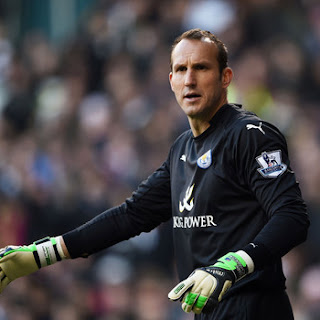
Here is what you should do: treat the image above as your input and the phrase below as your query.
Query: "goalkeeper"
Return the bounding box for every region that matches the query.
[0,29,309,320]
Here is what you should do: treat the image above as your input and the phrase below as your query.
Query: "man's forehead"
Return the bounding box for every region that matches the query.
[173,37,216,52]
[171,38,218,63]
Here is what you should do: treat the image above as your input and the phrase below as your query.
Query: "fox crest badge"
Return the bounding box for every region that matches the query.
[197,149,212,169]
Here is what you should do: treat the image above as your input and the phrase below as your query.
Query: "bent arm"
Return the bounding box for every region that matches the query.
[243,203,309,269]
[236,120,309,268]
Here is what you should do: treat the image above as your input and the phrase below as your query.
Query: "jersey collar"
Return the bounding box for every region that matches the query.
[192,104,242,141]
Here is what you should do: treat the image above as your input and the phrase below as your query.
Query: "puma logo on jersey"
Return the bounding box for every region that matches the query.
[180,154,187,162]
[179,184,195,212]
[246,122,265,135]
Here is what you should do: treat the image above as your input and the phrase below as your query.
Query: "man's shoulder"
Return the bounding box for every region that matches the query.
[226,105,286,147]
[228,104,261,123]
[224,104,264,134]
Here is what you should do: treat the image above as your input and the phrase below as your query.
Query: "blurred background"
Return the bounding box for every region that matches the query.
[0,0,319,319]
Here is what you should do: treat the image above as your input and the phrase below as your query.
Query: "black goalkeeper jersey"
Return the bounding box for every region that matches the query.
[64,104,309,294]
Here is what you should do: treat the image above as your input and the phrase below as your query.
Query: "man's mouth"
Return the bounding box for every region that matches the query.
[184,93,201,100]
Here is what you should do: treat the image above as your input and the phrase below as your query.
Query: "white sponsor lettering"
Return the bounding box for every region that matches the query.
[173,215,217,228]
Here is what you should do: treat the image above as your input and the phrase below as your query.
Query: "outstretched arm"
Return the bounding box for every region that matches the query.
[0,158,172,293]
[0,236,69,293]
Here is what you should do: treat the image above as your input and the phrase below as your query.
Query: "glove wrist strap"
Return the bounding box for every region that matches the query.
[34,237,66,268]
[235,250,254,274]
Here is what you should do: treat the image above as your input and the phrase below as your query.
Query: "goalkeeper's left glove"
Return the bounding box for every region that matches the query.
[0,236,66,293]
[168,250,254,314]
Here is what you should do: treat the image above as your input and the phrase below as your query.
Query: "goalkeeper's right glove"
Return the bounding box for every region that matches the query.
[168,250,254,314]
[0,236,66,293]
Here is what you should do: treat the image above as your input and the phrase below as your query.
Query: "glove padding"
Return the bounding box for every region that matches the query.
[168,251,254,314]
[0,236,65,293]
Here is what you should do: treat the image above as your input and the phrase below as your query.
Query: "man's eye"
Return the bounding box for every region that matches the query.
[176,66,186,72]
[195,65,206,70]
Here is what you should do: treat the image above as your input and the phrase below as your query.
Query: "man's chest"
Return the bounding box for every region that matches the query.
[170,135,236,218]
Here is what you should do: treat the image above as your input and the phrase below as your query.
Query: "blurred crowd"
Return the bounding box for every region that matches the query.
[0,0,319,319]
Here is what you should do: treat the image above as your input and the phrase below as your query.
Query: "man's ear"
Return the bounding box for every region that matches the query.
[169,72,174,91]
[221,67,233,88]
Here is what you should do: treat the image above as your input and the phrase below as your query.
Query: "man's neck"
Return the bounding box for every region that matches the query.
[189,119,211,137]
[189,100,228,137]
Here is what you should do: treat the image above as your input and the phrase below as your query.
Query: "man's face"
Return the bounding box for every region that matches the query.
[169,38,231,122]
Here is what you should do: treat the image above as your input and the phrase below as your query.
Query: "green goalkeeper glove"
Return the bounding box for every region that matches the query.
[0,236,66,293]
[168,250,254,314]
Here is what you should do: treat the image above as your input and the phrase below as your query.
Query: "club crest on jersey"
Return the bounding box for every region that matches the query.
[197,149,212,169]
[256,150,287,178]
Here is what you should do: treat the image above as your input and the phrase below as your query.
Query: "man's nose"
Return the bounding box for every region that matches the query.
[184,69,196,86]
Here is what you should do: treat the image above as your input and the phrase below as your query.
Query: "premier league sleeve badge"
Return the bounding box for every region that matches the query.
[256,150,287,178]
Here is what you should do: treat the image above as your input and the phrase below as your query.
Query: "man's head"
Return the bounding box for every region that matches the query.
[170,29,229,76]
[169,29,233,134]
